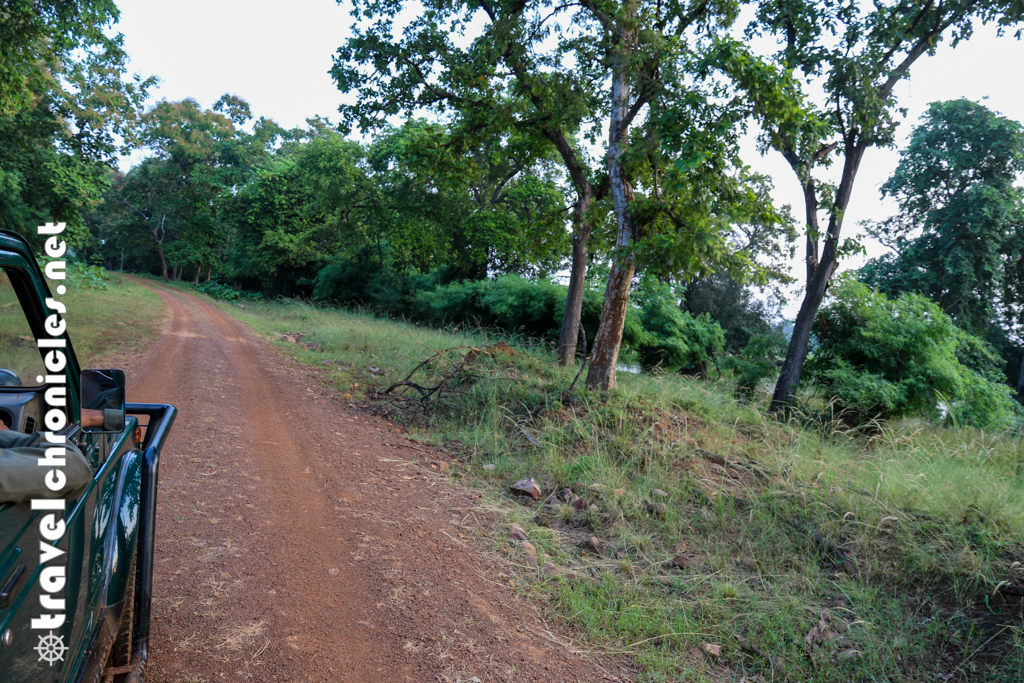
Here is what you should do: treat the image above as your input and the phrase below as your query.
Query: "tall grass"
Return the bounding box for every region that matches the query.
[221,296,1024,682]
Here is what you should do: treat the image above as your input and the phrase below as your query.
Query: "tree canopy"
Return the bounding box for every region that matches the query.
[0,2,155,251]
[860,99,1024,336]
[719,0,1024,413]
[12,0,1016,429]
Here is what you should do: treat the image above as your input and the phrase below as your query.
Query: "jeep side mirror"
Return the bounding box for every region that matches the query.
[80,369,126,433]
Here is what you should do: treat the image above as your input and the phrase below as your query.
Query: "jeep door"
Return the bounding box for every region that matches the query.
[0,249,97,682]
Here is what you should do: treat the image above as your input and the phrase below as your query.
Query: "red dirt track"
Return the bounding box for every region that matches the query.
[123,279,623,683]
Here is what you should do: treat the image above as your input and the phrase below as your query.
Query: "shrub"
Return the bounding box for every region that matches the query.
[415,274,650,352]
[635,283,725,374]
[415,275,568,338]
[193,280,262,301]
[62,262,108,290]
[807,276,1018,428]
[312,249,441,315]
[731,331,788,399]
[317,266,726,370]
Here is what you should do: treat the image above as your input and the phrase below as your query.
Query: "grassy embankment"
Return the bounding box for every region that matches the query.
[213,294,1023,682]
[0,271,165,372]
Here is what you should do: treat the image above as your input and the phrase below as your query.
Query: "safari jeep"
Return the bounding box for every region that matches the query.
[0,228,175,682]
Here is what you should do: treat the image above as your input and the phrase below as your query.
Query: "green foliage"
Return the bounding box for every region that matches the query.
[415,275,570,339]
[634,283,725,374]
[807,277,1019,428]
[191,281,262,302]
[221,133,355,294]
[362,121,570,280]
[732,331,788,399]
[0,3,154,254]
[0,1,121,117]
[956,330,1010,385]
[66,262,109,290]
[218,119,570,297]
[681,271,782,352]
[411,276,727,372]
[95,96,288,279]
[312,246,444,313]
[412,274,635,347]
[860,99,1024,335]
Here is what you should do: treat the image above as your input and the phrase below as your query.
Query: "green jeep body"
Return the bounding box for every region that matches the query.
[0,230,176,683]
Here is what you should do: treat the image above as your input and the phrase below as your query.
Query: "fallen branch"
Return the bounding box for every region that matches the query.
[373,343,518,414]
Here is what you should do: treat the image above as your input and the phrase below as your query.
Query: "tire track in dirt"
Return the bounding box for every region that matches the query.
[123,278,625,683]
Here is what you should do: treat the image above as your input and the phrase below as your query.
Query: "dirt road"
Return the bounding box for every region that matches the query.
[122,280,621,683]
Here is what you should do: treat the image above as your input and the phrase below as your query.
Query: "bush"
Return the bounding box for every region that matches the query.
[681,272,781,353]
[415,274,651,352]
[193,281,262,301]
[807,277,1019,428]
[312,249,442,315]
[63,262,109,290]
[731,331,788,399]
[635,283,725,374]
[416,275,571,338]
[318,264,726,371]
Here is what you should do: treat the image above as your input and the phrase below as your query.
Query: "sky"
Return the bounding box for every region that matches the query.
[115,0,1024,311]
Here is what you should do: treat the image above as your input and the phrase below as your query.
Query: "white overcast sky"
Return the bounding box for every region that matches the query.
[115,0,1024,310]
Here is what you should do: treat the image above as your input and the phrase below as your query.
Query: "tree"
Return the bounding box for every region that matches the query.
[113,96,277,281]
[87,172,160,272]
[224,119,570,297]
[567,0,796,390]
[333,0,608,366]
[365,121,570,280]
[860,99,1024,335]
[222,125,364,294]
[0,0,121,116]
[725,0,1024,414]
[0,8,154,250]
[334,0,798,387]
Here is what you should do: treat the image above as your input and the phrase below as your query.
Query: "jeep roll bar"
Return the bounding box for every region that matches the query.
[122,403,177,683]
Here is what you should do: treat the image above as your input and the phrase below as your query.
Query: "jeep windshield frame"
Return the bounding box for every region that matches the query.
[0,229,82,418]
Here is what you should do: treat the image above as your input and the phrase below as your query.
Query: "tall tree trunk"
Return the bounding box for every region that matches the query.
[557,193,595,365]
[157,248,168,279]
[206,263,212,281]
[769,27,943,414]
[771,143,866,413]
[801,180,820,285]
[1016,349,1024,401]
[543,128,600,367]
[586,26,636,391]
[119,246,125,272]
[587,256,637,389]
[193,265,201,285]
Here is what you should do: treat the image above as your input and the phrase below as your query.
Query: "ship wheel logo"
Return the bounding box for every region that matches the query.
[35,632,67,665]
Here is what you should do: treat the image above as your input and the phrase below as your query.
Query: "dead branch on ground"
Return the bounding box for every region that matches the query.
[372,344,520,414]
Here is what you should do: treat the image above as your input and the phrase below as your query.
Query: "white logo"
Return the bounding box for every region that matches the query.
[35,632,67,665]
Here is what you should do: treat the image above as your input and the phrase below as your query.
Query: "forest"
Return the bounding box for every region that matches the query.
[2,0,1023,429]
[6,2,1024,679]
